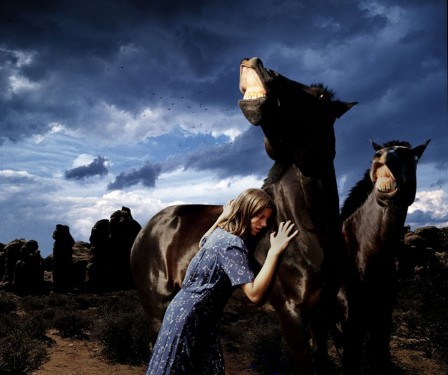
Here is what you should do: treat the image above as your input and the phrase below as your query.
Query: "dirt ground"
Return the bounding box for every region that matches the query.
[33,285,447,375]
[32,329,146,375]
[31,251,448,375]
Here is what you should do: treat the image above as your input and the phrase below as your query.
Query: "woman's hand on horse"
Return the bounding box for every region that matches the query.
[220,199,234,220]
[269,221,298,256]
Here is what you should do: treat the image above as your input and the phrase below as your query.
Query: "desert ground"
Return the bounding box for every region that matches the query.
[31,266,447,375]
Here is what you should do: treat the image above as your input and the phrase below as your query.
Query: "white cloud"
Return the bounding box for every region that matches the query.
[49,123,67,134]
[176,108,247,141]
[54,191,167,242]
[153,169,264,203]
[74,100,245,146]
[409,189,448,219]
[9,74,40,92]
[87,101,165,143]
[45,169,265,245]
[1,48,40,99]
[0,169,35,179]
[71,154,96,167]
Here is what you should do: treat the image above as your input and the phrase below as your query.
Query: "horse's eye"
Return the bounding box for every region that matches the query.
[319,94,325,100]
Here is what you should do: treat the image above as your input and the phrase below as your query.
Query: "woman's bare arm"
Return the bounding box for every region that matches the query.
[241,221,298,304]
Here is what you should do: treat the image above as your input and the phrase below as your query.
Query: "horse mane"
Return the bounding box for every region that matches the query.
[262,162,291,188]
[340,140,413,220]
[381,140,412,148]
[340,169,373,221]
[310,83,335,100]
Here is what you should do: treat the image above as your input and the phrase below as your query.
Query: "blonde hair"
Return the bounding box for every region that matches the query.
[219,188,275,239]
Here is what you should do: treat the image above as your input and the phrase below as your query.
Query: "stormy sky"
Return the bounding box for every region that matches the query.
[1,0,447,256]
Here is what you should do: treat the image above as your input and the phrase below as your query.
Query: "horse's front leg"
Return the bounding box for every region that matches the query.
[273,297,316,375]
[307,289,335,374]
[341,299,365,375]
[364,301,394,374]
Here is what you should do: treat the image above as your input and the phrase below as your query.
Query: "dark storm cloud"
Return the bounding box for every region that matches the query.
[65,156,108,181]
[2,0,443,141]
[112,126,271,190]
[0,0,446,195]
[108,162,162,190]
[182,127,271,179]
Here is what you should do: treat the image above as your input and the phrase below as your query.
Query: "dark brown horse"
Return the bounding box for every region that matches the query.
[130,57,356,374]
[332,140,430,374]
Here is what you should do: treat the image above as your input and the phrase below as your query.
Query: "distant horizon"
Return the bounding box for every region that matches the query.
[2,204,446,258]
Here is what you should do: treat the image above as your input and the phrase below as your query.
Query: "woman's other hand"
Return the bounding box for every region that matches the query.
[269,221,298,256]
[221,199,234,219]
[199,200,235,248]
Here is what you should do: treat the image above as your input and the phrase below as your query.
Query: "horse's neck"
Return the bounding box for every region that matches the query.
[349,193,408,247]
[262,163,341,272]
[269,164,340,227]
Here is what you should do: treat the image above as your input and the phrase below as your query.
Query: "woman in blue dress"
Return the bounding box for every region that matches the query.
[146,188,298,375]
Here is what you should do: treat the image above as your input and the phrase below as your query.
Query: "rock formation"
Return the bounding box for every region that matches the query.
[86,206,141,291]
[398,226,443,276]
[52,224,75,292]
[0,239,44,295]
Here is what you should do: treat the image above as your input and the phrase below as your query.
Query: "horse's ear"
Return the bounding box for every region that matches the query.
[333,101,358,118]
[370,140,383,151]
[413,139,431,160]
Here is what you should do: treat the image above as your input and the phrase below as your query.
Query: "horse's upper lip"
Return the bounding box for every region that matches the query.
[239,64,267,100]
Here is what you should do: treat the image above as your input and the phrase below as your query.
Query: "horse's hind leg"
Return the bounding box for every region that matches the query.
[135,287,168,353]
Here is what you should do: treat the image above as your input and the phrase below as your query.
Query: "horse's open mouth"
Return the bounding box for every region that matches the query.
[372,164,397,194]
[239,65,267,100]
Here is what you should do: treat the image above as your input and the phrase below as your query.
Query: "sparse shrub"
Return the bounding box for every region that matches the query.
[72,293,103,310]
[101,291,142,314]
[22,313,51,341]
[46,293,72,308]
[0,326,48,375]
[0,314,17,338]
[93,292,150,365]
[20,295,47,312]
[440,228,448,252]
[53,310,90,338]
[0,292,17,314]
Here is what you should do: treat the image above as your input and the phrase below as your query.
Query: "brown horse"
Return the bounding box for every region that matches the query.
[332,140,430,374]
[130,57,356,374]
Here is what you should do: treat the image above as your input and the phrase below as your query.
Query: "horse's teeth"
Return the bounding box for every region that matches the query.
[376,177,397,193]
[243,87,266,100]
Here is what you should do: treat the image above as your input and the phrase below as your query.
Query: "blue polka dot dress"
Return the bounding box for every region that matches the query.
[146,227,255,375]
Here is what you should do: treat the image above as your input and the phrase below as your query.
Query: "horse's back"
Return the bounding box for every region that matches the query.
[130,204,222,318]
